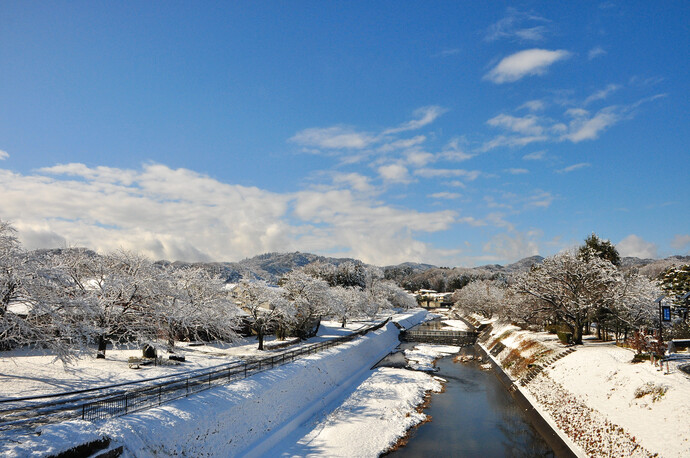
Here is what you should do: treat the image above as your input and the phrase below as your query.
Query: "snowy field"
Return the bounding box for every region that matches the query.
[1,309,451,457]
[0,319,378,399]
[482,321,690,458]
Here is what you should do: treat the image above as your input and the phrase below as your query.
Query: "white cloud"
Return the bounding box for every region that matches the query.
[588,46,606,60]
[523,150,546,160]
[0,150,9,160]
[506,168,529,175]
[331,172,375,193]
[383,106,447,135]
[0,163,462,265]
[405,150,435,167]
[415,168,481,181]
[487,114,544,135]
[485,9,551,42]
[433,48,461,58]
[526,190,554,208]
[429,192,462,200]
[482,231,541,262]
[377,135,427,153]
[519,100,546,111]
[377,163,412,184]
[562,107,619,142]
[584,84,621,105]
[671,234,690,252]
[556,162,591,173]
[481,134,548,151]
[484,49,571,84]
[290,126,376,149]
[617,234,658,259]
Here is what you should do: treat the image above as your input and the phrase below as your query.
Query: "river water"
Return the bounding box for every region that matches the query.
[388,346,554,457]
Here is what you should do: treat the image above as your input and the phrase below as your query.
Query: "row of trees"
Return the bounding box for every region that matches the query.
[453,235,670,345]
[234,263,416,350]
[0,220,415,360]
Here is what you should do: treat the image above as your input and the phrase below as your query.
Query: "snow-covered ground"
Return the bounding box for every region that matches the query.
[0,320,378,399]
[480,320,690,458]
[1,309,449,457]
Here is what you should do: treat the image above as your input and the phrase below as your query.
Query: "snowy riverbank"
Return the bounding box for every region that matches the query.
[479,319,690,458]
[2,309,436,457]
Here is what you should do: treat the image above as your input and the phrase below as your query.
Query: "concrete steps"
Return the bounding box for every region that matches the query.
[519,347,577,387]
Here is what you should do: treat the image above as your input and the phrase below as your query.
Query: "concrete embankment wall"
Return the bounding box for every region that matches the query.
[475,334,581,458]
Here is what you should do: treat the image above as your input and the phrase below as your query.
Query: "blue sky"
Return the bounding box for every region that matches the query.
[0,1,688,266]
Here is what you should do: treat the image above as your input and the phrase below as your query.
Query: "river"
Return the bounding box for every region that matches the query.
[388,346,554,457]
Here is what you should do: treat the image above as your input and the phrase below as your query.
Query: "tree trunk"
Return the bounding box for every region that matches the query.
[573,320,584,345]
[97,335,107,358]
[341,317,347,328]
[257,328,264,351]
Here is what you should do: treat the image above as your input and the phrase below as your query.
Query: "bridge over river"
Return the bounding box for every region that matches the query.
[400,319,478,346]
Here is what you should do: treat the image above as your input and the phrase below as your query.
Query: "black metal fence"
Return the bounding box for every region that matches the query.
[0,319,390,431]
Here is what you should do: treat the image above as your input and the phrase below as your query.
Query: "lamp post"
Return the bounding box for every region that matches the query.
[654,295,665,342]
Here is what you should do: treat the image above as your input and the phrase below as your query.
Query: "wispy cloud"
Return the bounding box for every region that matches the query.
[556,162,591,173]
[506,168,529,175]
[0,150,8,160]
[523,150,546,160]
[588,46,607,60]
[290,126,376,150]
[584,84,621,105]
[484,49,571,84]
[485,9,551,42]
[481,134,548,152]
[415,168,481,181]
[383,106,447,135]
[487,114,544,135]
[561,107,620,142]
[519,100,546,111]
[429,192,462,200]
[433,48,461,58]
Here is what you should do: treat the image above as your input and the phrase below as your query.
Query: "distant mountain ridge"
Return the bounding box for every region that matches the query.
[28,249,689,285]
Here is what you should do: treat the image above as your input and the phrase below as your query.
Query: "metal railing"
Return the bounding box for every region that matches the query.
[0,319,390,431]
[401,328,477,345]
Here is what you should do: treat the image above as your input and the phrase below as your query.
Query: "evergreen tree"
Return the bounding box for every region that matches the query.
[579,233,621,266]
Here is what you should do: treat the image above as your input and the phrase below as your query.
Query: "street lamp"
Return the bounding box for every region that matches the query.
[654,295,665,342]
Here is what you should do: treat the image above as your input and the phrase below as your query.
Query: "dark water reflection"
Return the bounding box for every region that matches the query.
[388,347,554,458]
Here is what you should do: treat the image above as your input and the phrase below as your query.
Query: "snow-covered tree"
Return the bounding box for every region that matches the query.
[659,264,690,306]
[54,249,159,357]
[330,286,366,328]
[452,279,506,318]
[234,279,294,350]
[155,266,240,351]
[512,250,659,344]
[512,250,619,344]
[281,270,331,339]
[0,223,89,361]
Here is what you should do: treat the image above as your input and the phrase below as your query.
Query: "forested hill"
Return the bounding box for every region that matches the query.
[31,249,690,288]
[158,252,362,284]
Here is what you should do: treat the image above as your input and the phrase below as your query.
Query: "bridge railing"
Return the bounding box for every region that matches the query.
[0,318,390,431]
